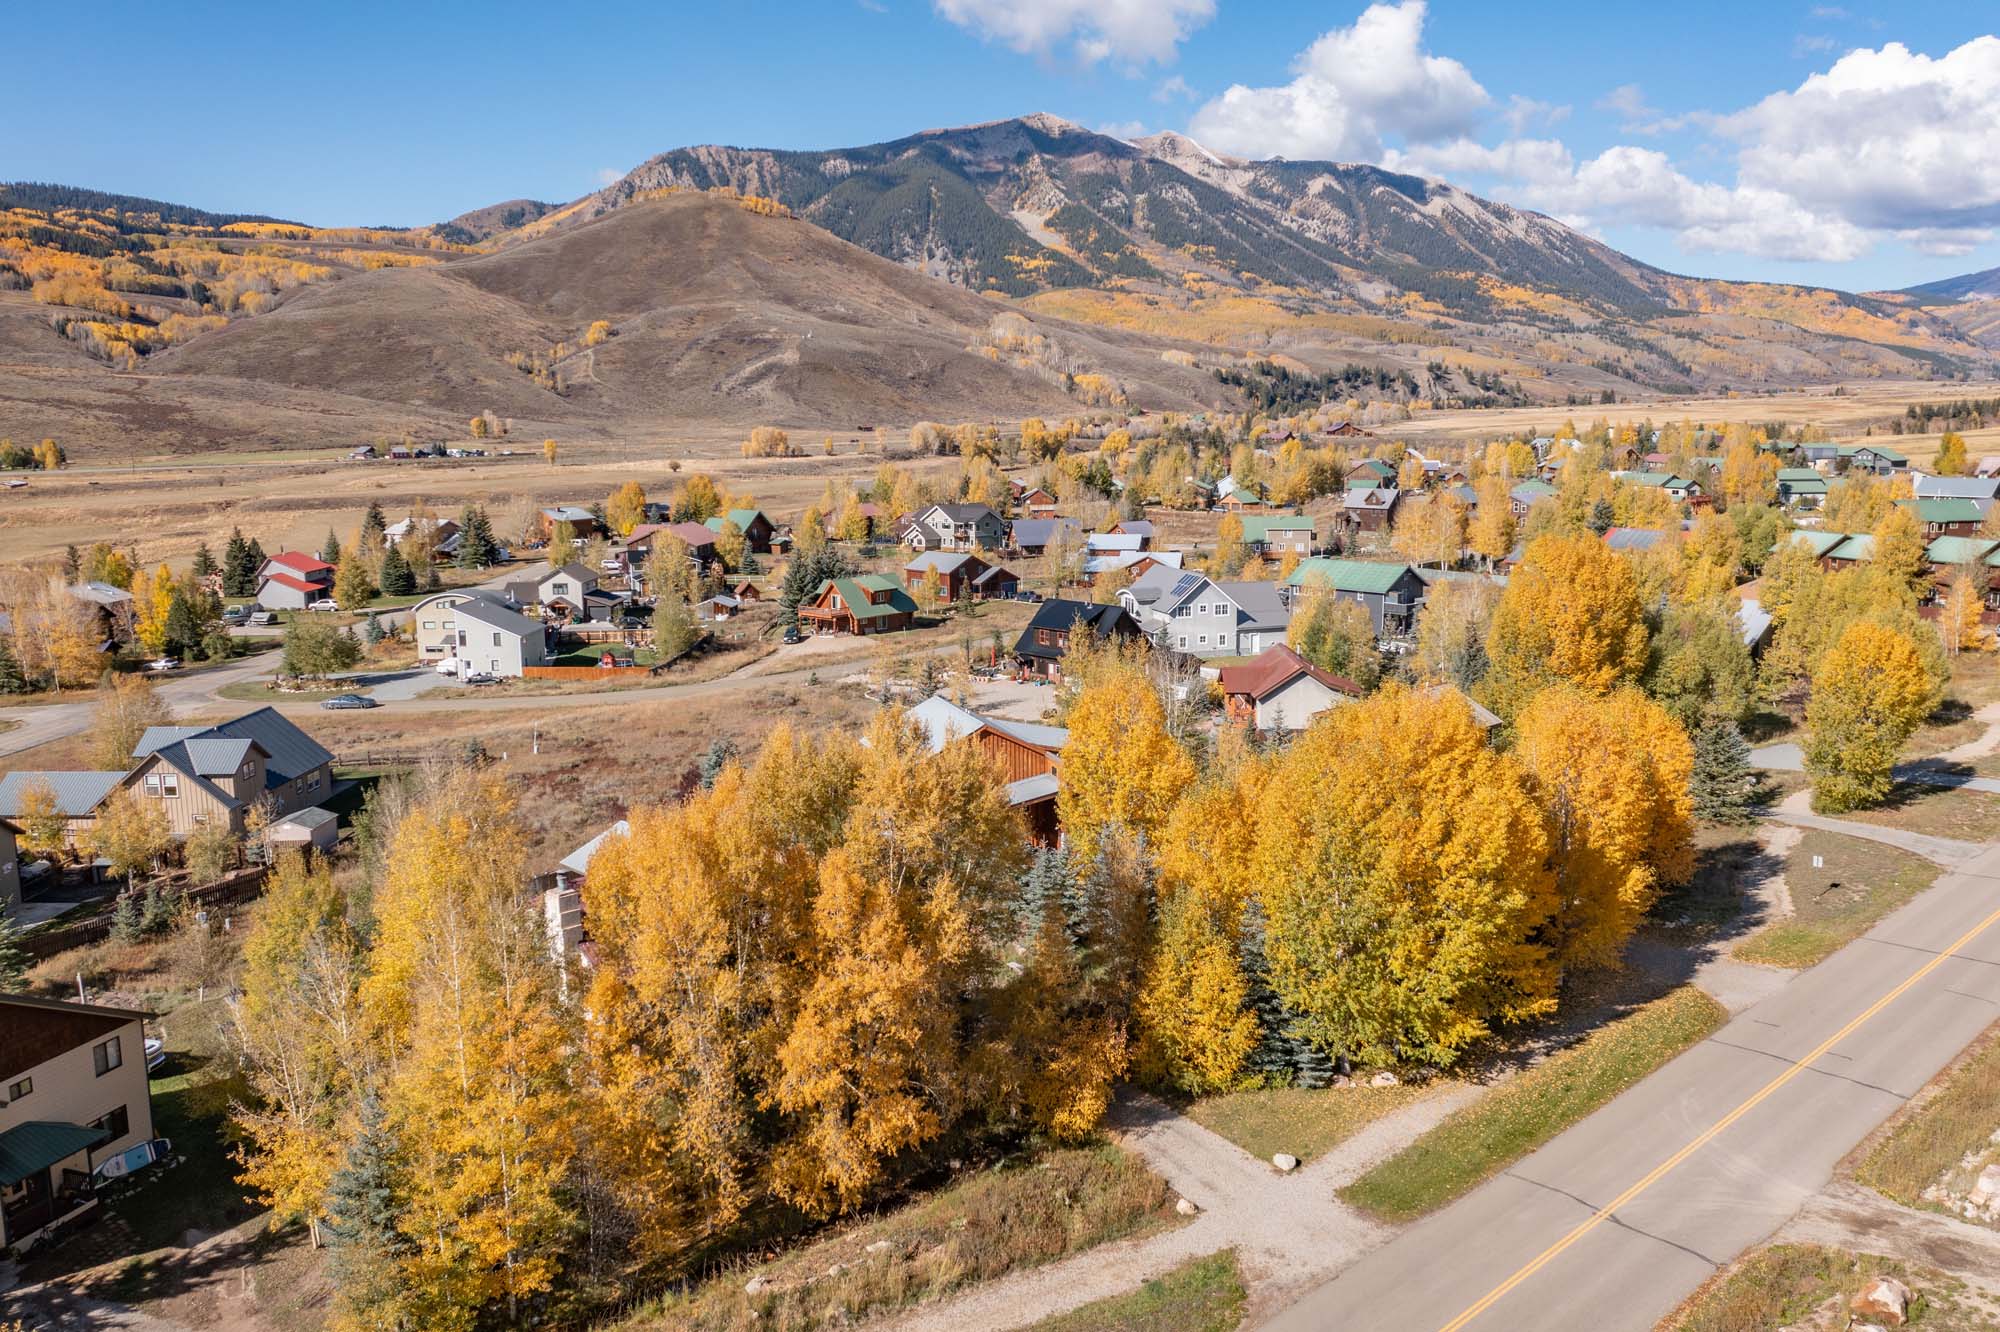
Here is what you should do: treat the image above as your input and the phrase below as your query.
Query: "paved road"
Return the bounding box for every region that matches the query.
[1262,838,2000,1332]
[1751,740,2000,795]
[0,651,282,761]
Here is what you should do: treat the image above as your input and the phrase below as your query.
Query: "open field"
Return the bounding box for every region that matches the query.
[1022,1250,1246,1332]
[1661,1243,1999,1332]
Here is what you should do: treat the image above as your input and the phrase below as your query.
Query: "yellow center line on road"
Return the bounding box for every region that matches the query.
[1437,896,2000,1332]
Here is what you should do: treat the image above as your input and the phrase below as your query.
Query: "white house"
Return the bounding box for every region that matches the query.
[441,598,547,677]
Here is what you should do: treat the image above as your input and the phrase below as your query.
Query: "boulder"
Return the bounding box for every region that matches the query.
[1329,1074,1352,1088]
[1370,1071,1399,1088]
[744,1275,769,1296]
[1175,1196,1201,1216]
[826,1262,847,1279]
[1971,1163,2000,1207]
[1272,1154,1301,1173]
[864,1239,895,1255]
[1850,1276,1912,1327]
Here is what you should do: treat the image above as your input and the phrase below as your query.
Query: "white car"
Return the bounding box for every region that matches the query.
[145,657,181,673]
[308,598,339,612]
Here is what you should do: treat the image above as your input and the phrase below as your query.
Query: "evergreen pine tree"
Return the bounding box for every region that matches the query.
[1690,715,1760,823]
[164,591,201,659]
[359,502,387,553]
[191,542,218,582]
[140,881,179,936]
[454,506,498,568]
[378,545,415,596]
[1588,498,1617,535]
[0,636,26,695]
[111,889,142,943]
[244,538,267,578]
[222,528,255,597]
[320,530,342,565]
[1016,845,1075,938]
[0,903,28,990]
[697,737,740,789]
[62,543,81,581]
[363,611,384,645]
[1240,897,1333,1087]
[323,1090,410,1313]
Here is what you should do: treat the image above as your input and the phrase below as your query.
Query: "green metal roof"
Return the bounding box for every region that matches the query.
[1238,513,1317,542]
[1901,497,1984,524]
[1926,536,2000,565]
[818,575,917,620]
[1827,534,1874,561]
[1351,458,1397,479]
[1285,558,1415,595]
[0,1121,109,1188]
[1776,468,1822,480]
[1789,530,1853,557]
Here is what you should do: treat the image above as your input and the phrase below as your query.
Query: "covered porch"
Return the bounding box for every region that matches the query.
[1,1120,108,1252]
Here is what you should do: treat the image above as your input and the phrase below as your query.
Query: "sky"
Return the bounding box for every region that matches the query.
[11,0,2000,293]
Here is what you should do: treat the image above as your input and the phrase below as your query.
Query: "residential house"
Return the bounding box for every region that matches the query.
[1237,513,1318,557]
[1616,471,1706,505]
[729,581,760,601]
[537,506,602,543]
[1215,644,1360,731]
[1086,533,1147,559]
[66,583,134,645]
[1283,559,1427,636]
[1977,456,2000,479]
[627,522,721,569]
[903,552,1018,602]
[1081,549,1182,585]
[1016,487,1060,518]
[798,575,918,636]
[441,598,549,677]
[1324,421,1372,438]
[1217,490,1268,512]
[1509,479,1557,515]
[1901,497,1984,538]
[906,697,1067,845]
[382,516,460,553]
[704,508,777,554]
[1924,537,2000,611]
[1349,458,1397,485]
[0,773,122,856]
[1823,533,1875,568]
[904,503,1007,553]
[1012,600,1140,680]
[1341,486,1401,533]
[1849,444,1908,476]
[505,562,601,616]
[410,590,518,662]
[1776,468,1828,509]
[1912,475,2000,513]
[695,594,741,621]
[1603,527,1677,554]
[0,994,157,1254]
[126,709,337,834]
[1108,519,1155,547]
[1118,561,1195,633]
[1009,517,1082,556]
[1149,574,1292,658]
[254,551,334,611]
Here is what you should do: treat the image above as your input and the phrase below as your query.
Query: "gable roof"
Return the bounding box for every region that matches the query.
[1509,480,1558,503]
[263,550,333,576]
[1788,529,1853,557]
[1285,558,1418,595]
[1925,536,2000,566]
[1213,581,1294,630]
[537,561,597,584]
[1603,527,1674,552]
[816,575,918,619]
[0,770,124,818]
[1010,517,1082,547]
[560,819,630,877]
[1087,532,1146,553]
[1237,513,1318,542]
[1900,497,1984,525]
[134,708,334,790]
[68,581,132,607]
[1016,600,1137,659]
[261,572,327,595]
[905,551,982,575]
[1913,475,2000,501]
[1216,643,1359,701]
[1,993,150,1087]
[540,505,595,524]
[1111,520,1154,537]
[1084,550,1183,577]
[1350,458,1397,480]
[924,502,1000,525]
[905,696,1070,756]
[452,597,544,637]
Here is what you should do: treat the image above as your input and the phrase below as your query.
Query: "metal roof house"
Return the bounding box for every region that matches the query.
[1282,559,1427,635]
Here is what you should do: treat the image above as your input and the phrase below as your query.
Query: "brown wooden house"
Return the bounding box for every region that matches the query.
[798,575,918,635]
[906,695,1067,847]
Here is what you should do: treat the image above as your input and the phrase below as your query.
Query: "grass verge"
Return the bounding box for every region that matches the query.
[1023,1251,1246,1332]
[216,680,364,703]
[628,1144,1177,1332]
[1339,986,1726,1223]
[1836,783,2000,843]
[1735,830,1940,969]
[1190,1083,1433,1164]
[1661,1243,1994,1332]
[1856,1022,2000,1212]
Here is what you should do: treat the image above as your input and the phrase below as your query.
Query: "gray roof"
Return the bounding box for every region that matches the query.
[1114,520,1155,537]
[451,597,544,637]
[134,708,334,790]
[181,738,257,776]
[905,551,979,575]
[1125,563,1194,607]
[1912,475,2000,502]
[541,505,595,523]
[560,820,630,876]
[906,696,1069,756]
[929,503,999,524]
[1010,518,1081,547]
[270,806,339,830]
[0,771,124,818]
[1215,580,1293,632]
[538,561,597,585]
[1087,533,1145,553]
[68,581,132,607]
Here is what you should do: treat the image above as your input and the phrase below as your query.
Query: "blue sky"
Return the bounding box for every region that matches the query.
[11,0,2000,292]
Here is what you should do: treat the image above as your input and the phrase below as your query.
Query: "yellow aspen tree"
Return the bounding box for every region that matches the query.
[1057,662,1195,867]
[1483,532,1649,719]
[605,480,646,536]
[1805,620,1947,812]
[1252,684,1558,1067]
[1136,887,1258,1093]
[1870,504,1930,600]
[1468,475,1516,570]
[1514,687,1695,971]
[132,564,176,654]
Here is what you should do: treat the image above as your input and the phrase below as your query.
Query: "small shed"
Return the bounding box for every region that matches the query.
[265,807,339,854]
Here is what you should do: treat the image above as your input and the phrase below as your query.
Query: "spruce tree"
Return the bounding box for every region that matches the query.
[455,506,498,568]
[323,1090,410,1304]
[359,502,387,554]
[0,903,28,990]
[244,538,267,579]
[164,591,201,659]
[697,737,740,789]
[363,611,384,645]
[111,890,142,943]
[320,530,342,565]
[191,542,218,582]
[222,529,255,597]
[1240,897,1333,1088]
[0,637,25,695]
[62,543,81,581]
[140,881,179,937]
[1017,846,1074,938]
[1588,497,1617,536]
[1691,715,1760,823]
[378,545,415,597]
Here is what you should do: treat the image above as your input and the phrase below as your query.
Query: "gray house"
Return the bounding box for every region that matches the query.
[446,598,549,677]
[905,503,1007,553]
[1140,573,1293,658]
[1282,558,1427,636]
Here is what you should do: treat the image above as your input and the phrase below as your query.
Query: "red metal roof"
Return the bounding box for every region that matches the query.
[1215,644,1360,702]
[265,551,333,575]
[262,572,323,593]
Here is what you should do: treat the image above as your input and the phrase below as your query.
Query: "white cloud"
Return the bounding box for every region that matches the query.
[1098,119,1152,140]
[1153,74,1195,102]
[1596,83,1652,120]
[1186,1,1487,160]
[1792,33,1837,56]
[934,0,1213,66]
[1723,36,2000,234]
[1502,95,1568,135]
[594,167,622,187]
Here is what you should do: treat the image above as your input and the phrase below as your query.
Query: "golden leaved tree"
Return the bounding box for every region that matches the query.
[1483,532,1649,719]
[1056,658,1195,867]
[1805,619,1946,813]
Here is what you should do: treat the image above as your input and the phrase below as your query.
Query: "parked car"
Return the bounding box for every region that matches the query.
[250,610,279,626]
[221,605,249,625]
[1014,590,1043,603]
[145,657,181,673]
[308,598,339,612]
[782,626,803,645]
[461,672,499,686]
[321,693,379,710]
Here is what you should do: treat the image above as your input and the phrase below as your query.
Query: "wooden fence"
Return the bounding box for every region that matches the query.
[22,866,271,961]
[522,664,657,681]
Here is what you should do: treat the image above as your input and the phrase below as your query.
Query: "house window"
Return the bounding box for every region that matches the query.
[1176,605,1191,618]
[90,1105,130,1143]
[144,773,179,799]
[93,1036,122,1076]
[492,632,502,646]
[1178,636,1188,649]
[1198,634,1209,646]
[7,1076,31,1101]
[421,620,436,630]
[306,771,322,793]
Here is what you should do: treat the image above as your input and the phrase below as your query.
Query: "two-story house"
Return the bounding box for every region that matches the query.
[445,598,549,676]
[798,575,918,636]
[905,504,1007,553]
[1237,513,1318,557]
[1012,600,1141,680]
[1776,468,1828,509]
[504,562,602,617]
[1283,558,1427,636]
[903,552,1020,602]
[704,508,777,554]
[254,551,335,611]
[125,709,338,835]
[906,695,1068,846]
[1900,497,1984,537]
[1,993,158,1254]
[1144,574,1292,658]
[537,506,603,543]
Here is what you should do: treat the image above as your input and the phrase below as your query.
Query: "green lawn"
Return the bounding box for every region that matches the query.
[1664,1244,1994,1332]
[1340,987,1727,1223]
[624,1145,1177,1332]
[1189,1083,1434,1165]
[1735,831,1941,969]
[1024,1251,1246,1332]
[1856,1024,2000,1214]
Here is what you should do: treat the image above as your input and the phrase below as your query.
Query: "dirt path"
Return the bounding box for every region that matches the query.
[1936,701,2000,764]
[878,1086,1482,1332]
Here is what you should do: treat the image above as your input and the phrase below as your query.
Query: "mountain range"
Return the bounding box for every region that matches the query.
[3,115,1997,457]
